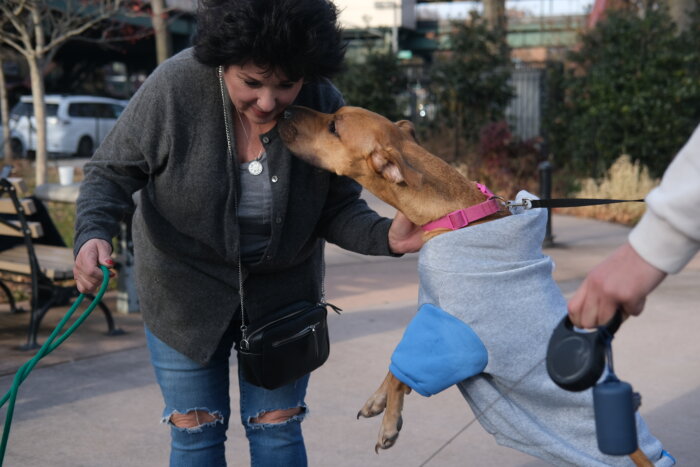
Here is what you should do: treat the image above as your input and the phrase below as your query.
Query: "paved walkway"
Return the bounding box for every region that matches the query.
[1,194,699,466]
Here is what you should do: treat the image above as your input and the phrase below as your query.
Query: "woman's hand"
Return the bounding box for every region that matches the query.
[568,242,667,328]
[388,211,424,254]
[73,238,116,294]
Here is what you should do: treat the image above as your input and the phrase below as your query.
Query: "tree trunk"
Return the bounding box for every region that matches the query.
[28,55,48,185]
[0,57,11,163]
[152,0,171,64]
[484,0,506,31]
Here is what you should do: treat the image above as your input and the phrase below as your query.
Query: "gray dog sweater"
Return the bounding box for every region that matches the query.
[390,191,673,466]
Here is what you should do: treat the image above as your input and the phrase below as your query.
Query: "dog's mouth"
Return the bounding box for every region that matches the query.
[277,115,326,169]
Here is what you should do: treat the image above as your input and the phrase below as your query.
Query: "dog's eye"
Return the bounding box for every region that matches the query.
[328,120,338,136]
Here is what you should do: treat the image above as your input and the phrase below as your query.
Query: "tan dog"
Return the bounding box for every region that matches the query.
[278,106,655,467]
[279,106,509,243]
[278,104,510,447]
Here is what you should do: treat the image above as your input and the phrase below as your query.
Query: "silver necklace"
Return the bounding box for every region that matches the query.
[235,107,264,176]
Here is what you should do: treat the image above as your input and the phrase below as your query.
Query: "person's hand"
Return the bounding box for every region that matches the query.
[568,242,667,328]
[388,211,424,254]
[74,238,116,294]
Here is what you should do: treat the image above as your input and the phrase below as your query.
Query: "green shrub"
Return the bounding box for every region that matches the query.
[334,51,408,121]
[547,2,700,178]
[430,13,513,161]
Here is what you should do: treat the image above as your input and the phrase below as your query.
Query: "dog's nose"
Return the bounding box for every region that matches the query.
[283,109,294,120]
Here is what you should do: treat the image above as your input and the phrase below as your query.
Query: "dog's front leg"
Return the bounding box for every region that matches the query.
[358,371,393,419]
[358,371,412,452]
[376,373,412,452]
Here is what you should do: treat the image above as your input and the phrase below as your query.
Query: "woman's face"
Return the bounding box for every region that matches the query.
[223,63,304,125]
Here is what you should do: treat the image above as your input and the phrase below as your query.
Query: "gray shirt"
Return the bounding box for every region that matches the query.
[239,151,272,263]
[75,48,396,365]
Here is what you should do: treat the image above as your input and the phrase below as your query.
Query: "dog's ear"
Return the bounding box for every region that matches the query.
[369,147,423,189]
[395,120,418,143]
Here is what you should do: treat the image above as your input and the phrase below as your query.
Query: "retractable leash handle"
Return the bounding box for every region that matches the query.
[0,266,111,466]
[546,311,622,392]
[546,310,645,459]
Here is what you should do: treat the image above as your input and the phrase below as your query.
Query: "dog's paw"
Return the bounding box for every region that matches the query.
[357,392,387,419]
[374,415,403,453]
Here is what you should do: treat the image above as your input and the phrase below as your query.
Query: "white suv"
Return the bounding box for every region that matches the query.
[9,95,127,158]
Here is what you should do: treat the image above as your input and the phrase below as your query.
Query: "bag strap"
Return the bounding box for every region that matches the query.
[219,66,250,342]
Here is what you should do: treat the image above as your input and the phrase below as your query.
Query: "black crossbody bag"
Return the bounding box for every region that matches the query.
[237,299,340,390]
[218,66,340,390]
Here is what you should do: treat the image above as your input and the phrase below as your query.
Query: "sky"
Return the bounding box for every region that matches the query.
[416,0,595,18]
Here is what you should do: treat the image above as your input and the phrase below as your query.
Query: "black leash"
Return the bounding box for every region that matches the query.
[505,197,645,210]
[532,198,644,208]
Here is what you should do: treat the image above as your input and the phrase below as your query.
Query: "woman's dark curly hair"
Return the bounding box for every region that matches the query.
[193,0,346,81]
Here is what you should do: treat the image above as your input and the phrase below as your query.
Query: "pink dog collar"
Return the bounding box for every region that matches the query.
[421,183,501,232]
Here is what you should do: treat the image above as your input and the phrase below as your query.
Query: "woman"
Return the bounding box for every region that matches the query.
[73,0,423,465]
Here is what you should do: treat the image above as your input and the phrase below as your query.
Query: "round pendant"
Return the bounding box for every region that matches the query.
[248,160,263,176]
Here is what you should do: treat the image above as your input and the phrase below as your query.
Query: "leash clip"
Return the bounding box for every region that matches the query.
[240,324,249,351]
[504,198,533,210]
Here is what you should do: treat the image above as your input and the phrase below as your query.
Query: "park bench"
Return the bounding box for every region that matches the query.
[0,166,122,350]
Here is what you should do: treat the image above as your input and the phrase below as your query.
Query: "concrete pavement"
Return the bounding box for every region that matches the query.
[1,193,699,466]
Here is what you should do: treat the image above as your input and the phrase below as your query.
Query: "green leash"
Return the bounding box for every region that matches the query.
[0,265,111,466]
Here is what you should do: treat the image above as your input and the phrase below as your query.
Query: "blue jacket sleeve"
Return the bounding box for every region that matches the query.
[389,303,488,397]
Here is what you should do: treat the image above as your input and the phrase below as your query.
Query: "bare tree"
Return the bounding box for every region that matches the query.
[0,0,124,185]
[106,0,175,64]
[151,0,173,64]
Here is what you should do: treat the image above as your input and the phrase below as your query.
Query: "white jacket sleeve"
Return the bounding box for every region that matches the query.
[629,124,700,273]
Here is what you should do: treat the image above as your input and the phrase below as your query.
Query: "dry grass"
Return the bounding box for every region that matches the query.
[559,155,659,225]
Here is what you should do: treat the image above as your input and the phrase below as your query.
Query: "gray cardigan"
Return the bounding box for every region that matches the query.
[75,49,395,365]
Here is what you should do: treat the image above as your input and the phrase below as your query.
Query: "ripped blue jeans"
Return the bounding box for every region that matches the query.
[145,325,309,467]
